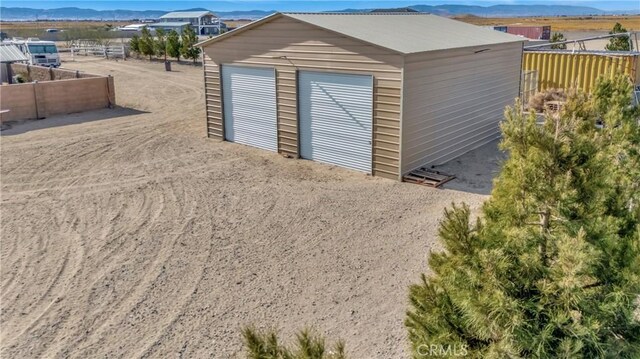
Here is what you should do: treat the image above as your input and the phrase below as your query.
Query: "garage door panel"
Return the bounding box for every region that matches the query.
[222,66,277,152]
[305,130,370,145]
[299,71,373,173]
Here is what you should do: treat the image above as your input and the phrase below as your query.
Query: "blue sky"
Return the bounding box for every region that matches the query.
[2,0,638,11]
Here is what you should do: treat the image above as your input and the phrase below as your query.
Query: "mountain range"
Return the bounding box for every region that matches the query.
[0,4,635,21]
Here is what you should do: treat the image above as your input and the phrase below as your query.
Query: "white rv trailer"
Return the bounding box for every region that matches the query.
[3,38,60,67]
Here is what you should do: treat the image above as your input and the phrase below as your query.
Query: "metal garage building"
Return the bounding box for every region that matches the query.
[198,12,524,180]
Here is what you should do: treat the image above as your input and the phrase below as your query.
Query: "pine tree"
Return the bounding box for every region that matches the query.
[138,26,155,61]
[154,28,167,61]
[166,30,182,62]
[129,35,140,57]
[180,25,201,65]
[406,75,640,358]
[550,32,567,50]
[243,327,347,359]
[606,23,632,51]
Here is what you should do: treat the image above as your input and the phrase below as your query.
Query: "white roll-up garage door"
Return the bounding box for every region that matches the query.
[222,65,277,152]
[298,71,373,173]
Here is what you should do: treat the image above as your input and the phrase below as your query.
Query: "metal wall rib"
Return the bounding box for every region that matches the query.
[523,51,640,93]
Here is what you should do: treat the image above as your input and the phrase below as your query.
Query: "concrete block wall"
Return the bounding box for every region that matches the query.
[0,83,38,121]
[0,76,115,123]
[10,63,100,82]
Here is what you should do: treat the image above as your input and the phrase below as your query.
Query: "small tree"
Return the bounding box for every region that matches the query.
[550,31,567,50]
[63,30,78,50]
[166,29,182,62]
[606,22,632,51]
[138,26,155,61]
[129,35,140,57]
[243,327,347,359]
[154,28,168,61]
[406,74,640,358]
[180,25,201,65]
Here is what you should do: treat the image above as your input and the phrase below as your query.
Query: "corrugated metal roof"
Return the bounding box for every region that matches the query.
[160,11,213,19]
[197,12,524,54]
[0,44,28,63]
[284,13,525,54]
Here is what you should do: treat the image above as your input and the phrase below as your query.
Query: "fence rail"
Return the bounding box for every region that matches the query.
[70,42,127,60]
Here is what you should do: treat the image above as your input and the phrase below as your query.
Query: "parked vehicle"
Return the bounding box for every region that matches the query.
[2,38,60,67]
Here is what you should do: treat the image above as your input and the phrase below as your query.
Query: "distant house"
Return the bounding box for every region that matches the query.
[147,22,191,34]
[157,11,223,35]
[120,24,148,32]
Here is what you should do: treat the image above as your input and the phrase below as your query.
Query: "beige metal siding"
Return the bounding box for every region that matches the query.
[203,54,222,139]
[202,16,404,180]
[523,51,640,93]
[401,42,523,174]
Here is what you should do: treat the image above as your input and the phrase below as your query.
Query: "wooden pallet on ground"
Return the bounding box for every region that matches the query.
[403,168,455,188]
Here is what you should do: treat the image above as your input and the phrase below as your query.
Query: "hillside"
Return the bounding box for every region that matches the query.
[410,4,608,17]
[0,7,275,20]
[1,3,634,21]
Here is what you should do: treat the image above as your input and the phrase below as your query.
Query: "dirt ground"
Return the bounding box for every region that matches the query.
[0,55,497,358]
[457,15,640,31]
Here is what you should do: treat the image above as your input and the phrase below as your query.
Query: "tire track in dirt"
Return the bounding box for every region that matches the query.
[59,182,189,357]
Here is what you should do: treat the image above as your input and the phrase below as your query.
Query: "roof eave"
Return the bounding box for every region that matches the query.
[161,11,214,19]
[406,38,525,56]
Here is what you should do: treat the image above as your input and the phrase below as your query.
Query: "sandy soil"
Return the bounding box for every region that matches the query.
[1,56,495,358]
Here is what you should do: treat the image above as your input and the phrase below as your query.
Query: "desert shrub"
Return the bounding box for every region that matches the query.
[14,71,30,83]
[243,327,346,359]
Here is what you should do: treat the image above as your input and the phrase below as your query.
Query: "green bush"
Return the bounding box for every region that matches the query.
[243,327,347,359]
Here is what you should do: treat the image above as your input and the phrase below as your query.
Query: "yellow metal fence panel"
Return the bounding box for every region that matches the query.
[522,52,639,93]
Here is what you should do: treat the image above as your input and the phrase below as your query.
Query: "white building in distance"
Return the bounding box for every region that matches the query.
[158,11,223,35]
